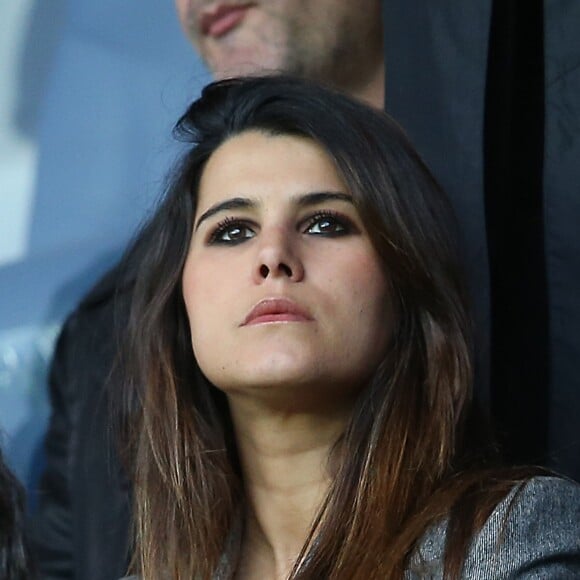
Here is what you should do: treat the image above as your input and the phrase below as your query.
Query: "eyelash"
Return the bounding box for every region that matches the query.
[207,210,354,245]
[207,216,254,245]
[302,210,353,236]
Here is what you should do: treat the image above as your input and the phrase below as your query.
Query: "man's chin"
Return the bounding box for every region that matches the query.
[200,42,288,79]
[210,61,282,80]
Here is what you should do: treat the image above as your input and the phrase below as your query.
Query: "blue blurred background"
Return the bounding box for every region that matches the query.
[0,0,208,499]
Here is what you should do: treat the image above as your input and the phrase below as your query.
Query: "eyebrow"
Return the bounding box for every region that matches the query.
[296,191,353,207]
[194,191,354,231]
[195,197,253,231]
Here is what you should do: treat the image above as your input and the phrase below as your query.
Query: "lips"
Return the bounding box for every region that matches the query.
[242,298,313,326]
[200,3,254,38]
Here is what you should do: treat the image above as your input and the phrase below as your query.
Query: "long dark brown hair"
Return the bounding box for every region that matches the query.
[118,76,533,579]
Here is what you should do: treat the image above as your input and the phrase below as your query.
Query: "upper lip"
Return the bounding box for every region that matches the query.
[242,298,313,325]
[199,2,253,36]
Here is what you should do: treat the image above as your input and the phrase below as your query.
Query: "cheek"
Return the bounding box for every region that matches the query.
[182,259,197,320]
[335,248,388,304]
[174,0,186,20]
[342,253,391,341]
[181,257,216,330]
[182,253,242,355]
[175,0,194,38]
[182,263,218,374]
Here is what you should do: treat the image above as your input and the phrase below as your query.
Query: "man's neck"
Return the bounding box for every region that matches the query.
[350,61,385,109]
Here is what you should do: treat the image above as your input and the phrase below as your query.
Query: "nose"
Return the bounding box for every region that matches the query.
[252,226,304,284]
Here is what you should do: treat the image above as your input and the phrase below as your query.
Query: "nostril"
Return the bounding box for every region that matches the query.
[258,262,293,279]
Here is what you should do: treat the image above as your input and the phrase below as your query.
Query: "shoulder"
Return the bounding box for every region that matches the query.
[484,475,580,544]
[502,475,580,525]
[409,476,580,579]
[49,258,135,401]
[465,476,580,578]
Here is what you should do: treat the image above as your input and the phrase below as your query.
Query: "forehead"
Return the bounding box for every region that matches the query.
[197,131,346,209]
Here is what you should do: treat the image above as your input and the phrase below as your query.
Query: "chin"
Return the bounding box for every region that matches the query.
[208,43,284,77]
[218,362,322,394]
[241,359,314,387]
[212,60,278,81]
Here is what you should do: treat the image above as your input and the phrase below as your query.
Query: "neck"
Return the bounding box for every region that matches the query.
[349,60,385,110]
[228,396,348,579]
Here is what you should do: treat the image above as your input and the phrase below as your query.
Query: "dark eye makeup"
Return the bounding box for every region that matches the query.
[301,210,355,237]
[207,216,257,245]
[206,209,357,246]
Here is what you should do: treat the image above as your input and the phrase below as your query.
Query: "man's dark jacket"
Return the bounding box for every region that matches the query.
[29,267,132,580]
[382,0,580,474]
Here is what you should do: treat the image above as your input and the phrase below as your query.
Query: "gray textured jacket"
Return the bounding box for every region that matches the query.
[405,476,580,578]
[122,476,580,579]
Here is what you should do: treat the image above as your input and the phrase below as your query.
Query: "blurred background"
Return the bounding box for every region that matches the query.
[0,0,208,499]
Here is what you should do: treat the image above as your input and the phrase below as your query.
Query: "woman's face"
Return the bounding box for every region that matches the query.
[183,131,392,408]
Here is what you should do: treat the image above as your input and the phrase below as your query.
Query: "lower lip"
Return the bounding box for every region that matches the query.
[245,314,311,325]
[207,6,250,37]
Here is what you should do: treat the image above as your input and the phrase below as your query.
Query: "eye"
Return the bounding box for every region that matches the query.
[303,211,352,236]
[208,218,256,245]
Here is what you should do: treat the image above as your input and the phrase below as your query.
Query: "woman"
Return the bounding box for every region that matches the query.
[118,76,580,579]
